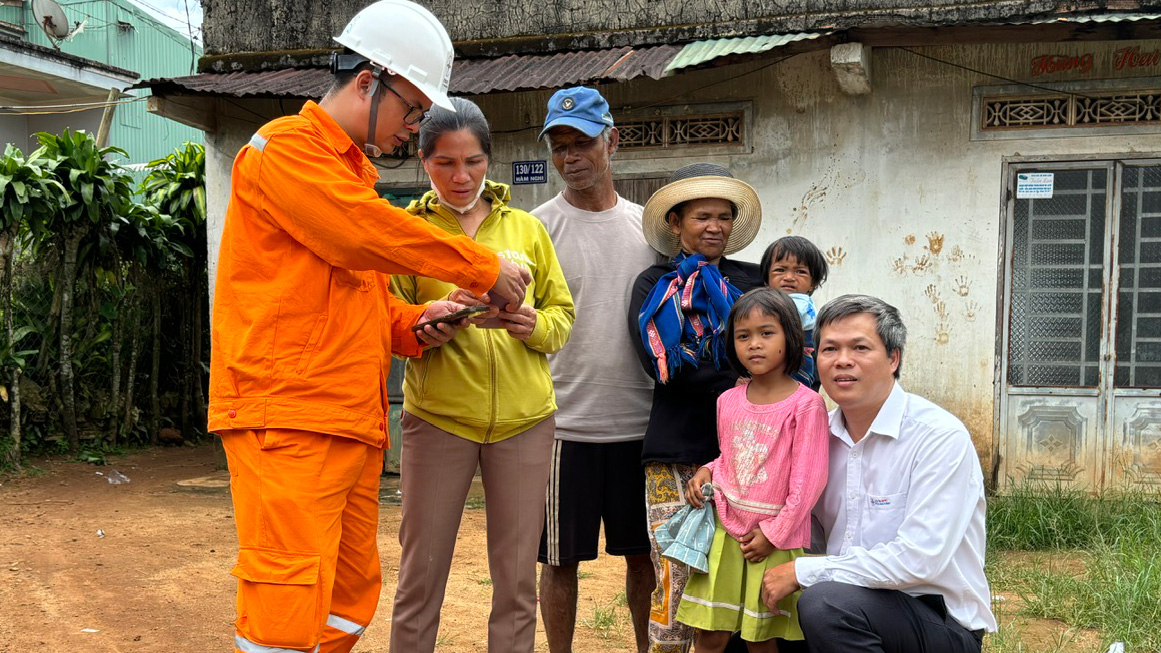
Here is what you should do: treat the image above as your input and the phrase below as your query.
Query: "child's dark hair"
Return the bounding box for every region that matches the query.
[726,288,805,378]
[759,236,829,292]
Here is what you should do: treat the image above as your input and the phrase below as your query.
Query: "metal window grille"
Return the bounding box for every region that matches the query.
[984,90,1161,131]
[617,112,744,149]
[1008,168,1107,387]
[1116,165,1161,388]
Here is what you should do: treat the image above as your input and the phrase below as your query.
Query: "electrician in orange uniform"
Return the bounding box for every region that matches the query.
[208,2,531,652]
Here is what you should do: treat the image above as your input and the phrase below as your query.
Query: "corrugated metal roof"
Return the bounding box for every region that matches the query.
[664,33,824,73]
[453,48,629,94]
[142,44,683,98]
[998,12,1161,25]
[144,68,333,98]
[452,44,678,93]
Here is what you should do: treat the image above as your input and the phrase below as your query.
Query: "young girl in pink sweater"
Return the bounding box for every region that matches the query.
[678,287,830,652]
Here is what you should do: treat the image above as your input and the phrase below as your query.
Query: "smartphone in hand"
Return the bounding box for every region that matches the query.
[410,305,491,332]
[477,293,513,329]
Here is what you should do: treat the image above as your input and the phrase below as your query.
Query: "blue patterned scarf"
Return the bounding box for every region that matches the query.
[638,253,742,384]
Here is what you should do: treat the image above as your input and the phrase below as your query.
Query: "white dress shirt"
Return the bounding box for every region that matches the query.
[795,383,997,632]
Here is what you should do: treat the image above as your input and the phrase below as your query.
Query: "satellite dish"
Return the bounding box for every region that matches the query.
[31,0,86,47]
[32,0,70,39]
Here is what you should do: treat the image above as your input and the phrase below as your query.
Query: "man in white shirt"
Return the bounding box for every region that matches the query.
[534,86,658,653]
[761,294,997,653]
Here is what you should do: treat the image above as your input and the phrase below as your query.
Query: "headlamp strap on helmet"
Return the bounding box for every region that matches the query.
[330,52,369,74]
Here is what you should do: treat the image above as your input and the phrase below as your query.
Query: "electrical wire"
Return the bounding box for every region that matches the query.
[490,44,1102,139]
[490,54,797,135]
[223,98,273,126]
[182,0,196,73]
[892,47,1099,99]
[1,97,141,109]
[0,97,149,115]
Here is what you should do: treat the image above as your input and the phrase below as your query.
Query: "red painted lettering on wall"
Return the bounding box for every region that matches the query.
[1114,46,1161,71]
[1030,53,1094,76]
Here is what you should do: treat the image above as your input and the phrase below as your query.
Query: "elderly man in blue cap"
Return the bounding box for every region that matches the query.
[533,86,658,653]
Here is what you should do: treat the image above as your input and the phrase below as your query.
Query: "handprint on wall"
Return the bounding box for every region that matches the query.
[925,232,945,256]
[825,246,846,267]
[954,275,971,297]
[963,301,980,322]
[924,284,941,304]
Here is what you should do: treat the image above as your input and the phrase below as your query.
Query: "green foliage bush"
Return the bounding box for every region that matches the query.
[0,133,207,468]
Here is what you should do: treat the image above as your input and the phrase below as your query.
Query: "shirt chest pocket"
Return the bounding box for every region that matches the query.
[333,268,375,291]
[863,491,908,541]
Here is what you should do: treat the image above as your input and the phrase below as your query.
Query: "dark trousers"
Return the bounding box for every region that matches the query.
[797,582,983,653]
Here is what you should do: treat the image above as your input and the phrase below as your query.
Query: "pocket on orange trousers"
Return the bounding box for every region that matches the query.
[231,547,322,648]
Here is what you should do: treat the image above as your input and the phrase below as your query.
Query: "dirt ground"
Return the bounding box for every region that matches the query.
[1,444,1106,653]
[0,444,638,652]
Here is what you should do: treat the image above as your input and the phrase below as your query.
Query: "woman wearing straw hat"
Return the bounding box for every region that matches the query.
[627,163,764,653]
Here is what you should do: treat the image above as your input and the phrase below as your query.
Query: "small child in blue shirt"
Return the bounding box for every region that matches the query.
[759,236,829,390]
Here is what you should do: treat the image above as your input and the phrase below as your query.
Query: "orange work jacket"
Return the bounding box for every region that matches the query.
[208,101,499,447]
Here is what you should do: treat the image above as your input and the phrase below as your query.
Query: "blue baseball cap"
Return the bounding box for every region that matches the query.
[538,87,615,140]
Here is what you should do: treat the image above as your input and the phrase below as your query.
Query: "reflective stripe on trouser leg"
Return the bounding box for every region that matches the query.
[645,462,698,653]
[235,635,319,653]
[325,614,366,636]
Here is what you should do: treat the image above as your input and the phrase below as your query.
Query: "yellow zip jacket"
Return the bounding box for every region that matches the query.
[389,181,575,443]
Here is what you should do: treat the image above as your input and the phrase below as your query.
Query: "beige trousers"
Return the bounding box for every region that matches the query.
[389,411,555,653]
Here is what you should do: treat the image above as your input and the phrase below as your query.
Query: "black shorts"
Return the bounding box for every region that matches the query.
[538,439,652,566]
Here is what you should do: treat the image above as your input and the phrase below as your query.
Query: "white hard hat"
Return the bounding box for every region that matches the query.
[334,0,455,111]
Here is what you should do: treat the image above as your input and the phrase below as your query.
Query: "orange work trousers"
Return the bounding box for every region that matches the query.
[221,428,382,653]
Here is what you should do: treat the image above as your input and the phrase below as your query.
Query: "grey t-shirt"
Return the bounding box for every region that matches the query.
[533,192,657,442]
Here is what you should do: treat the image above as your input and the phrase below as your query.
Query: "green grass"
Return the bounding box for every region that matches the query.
[577,571,593,580]
[464,496,486,510]
[475,577,493,586]
[583,603,620,639]
[988,482,1161,551]
[987,484,1161,651]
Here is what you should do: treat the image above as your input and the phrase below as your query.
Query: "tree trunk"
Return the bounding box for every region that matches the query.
[0,228,20,469]
[179,266,191,442]
[149,279,161,446]
[123,291,140,438]
[34,248,62,374]
[108,308,123,446]
[59,227,83,454]
[108,251,124,447]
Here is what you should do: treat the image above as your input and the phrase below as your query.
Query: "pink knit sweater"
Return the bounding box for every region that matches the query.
[704,383,829,550]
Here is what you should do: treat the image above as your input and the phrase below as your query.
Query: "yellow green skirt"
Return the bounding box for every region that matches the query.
[675,515,805,643]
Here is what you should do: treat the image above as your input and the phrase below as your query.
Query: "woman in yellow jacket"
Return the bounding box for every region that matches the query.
[388,97,575,653]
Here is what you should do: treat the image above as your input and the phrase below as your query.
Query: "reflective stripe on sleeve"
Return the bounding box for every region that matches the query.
[234,634,318,653]
[325,613,367,636]
[248,133,268,152]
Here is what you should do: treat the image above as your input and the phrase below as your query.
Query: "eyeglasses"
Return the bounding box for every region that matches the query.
[383,83,428,125]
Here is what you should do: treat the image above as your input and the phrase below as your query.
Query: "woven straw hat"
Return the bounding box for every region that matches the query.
[641,163,762,257]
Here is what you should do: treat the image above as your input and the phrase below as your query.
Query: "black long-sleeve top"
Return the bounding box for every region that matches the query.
[628,258,763,466]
